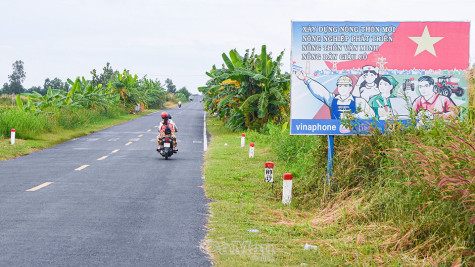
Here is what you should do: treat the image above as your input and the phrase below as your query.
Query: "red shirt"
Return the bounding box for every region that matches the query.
[412,94,456,118]
[159,121,175,133]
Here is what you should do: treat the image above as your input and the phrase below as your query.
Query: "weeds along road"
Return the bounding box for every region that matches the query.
[0,97,211,266]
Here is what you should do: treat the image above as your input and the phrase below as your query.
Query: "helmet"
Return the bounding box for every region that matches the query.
[161,112,168,118]
[337,76,353,86]
[362,65,379,73]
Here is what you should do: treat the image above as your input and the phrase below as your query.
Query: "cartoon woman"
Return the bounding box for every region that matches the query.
[353,65,380,102]
[368,75,398,120]
[295,71,375,119]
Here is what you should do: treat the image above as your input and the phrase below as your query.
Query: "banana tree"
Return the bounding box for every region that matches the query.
[201,45,290,130]
[21,87,66,110]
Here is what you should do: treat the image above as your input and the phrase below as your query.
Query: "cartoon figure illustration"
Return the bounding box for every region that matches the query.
[412,76,457,120]
[353,65,380,102]
[368,75,398,120]
[295,71,375,119]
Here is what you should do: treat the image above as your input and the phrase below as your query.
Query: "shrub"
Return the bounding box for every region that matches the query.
[0,108,55,139]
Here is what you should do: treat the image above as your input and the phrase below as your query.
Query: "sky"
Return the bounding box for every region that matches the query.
[1,0,474,94]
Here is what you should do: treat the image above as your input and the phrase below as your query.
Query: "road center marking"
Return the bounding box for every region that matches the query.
[125,142,133,146]
[26,182,53,192]
[97,156,108,161]
[138,134,143,137]
[75,165,89,171]
[111,149,120,153]
[146,129,151,132]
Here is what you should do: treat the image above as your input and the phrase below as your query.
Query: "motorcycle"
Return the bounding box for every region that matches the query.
[159,136,175,160]
[178,101,182,108]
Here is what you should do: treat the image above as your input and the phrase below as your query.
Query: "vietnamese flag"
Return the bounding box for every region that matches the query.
[326,22,470,71]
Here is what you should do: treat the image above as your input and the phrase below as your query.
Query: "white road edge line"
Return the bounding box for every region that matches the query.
[203,111,208,152]
[26,182,53,192]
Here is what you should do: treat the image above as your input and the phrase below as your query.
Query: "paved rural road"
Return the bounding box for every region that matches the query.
[0,97,211,266]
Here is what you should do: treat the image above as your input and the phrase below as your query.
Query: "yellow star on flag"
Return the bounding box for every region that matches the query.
[409,26,444,56]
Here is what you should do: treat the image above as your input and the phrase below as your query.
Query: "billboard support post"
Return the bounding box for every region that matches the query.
[326,135,334,184]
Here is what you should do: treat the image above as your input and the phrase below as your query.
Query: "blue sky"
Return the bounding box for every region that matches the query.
[1,0,474,94]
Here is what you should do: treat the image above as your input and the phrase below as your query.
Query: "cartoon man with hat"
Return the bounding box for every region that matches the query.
[295,70,374,120]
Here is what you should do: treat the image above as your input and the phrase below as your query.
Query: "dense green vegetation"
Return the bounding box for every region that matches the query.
[199,45,290,131]
[0,62,191,140]
[0,110,154,161]
[202,46,475,265]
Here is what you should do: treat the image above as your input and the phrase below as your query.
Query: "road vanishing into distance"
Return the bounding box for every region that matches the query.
[0,98,211,266]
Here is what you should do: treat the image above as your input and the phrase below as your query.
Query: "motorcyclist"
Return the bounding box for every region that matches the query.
[157,112,178,152]
[168,114,176,128]
[178,101,182,108]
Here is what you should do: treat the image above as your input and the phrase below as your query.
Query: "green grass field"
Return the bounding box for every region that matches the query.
[0,110,158,161]
[202,118,423,266]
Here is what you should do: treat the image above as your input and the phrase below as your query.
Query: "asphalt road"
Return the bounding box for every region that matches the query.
[0,98,211,266]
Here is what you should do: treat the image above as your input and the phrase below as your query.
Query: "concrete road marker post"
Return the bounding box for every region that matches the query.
[241,133,245,147]
[282,173,292,205]
[249,143,255,158]
[11,129,15,145]
[265,162,274,183]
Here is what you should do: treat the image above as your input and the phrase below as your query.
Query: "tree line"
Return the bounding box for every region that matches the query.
[0,60,191,107]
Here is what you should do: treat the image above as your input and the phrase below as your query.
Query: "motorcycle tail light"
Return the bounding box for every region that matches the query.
[165,138,170,142]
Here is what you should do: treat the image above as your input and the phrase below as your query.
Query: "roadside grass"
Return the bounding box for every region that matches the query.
[203,118,421,266]
[0,109,158,161]
[203,118,471,266]
[203,68,475,266]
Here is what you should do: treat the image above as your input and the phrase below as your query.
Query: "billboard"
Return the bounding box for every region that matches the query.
[290,21,470,135]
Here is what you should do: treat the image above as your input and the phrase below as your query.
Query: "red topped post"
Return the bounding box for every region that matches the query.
[11,129,16,145]
[265,162,274,183]
[249,142,255,158]
[282,173,293,204]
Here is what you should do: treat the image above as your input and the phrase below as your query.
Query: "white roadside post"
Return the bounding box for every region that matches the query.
[249,143,255,158]
[282,173,293,205]
[241,133,245,147]
[265,162,274,183]
[11,129,15,145]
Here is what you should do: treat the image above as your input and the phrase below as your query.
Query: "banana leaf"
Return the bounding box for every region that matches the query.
[16,95,24,111]
[258,92,268,118]
[222,53,235,71]
[229,49,243,68]
[239,93,261,113]
[260,45,267,76]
